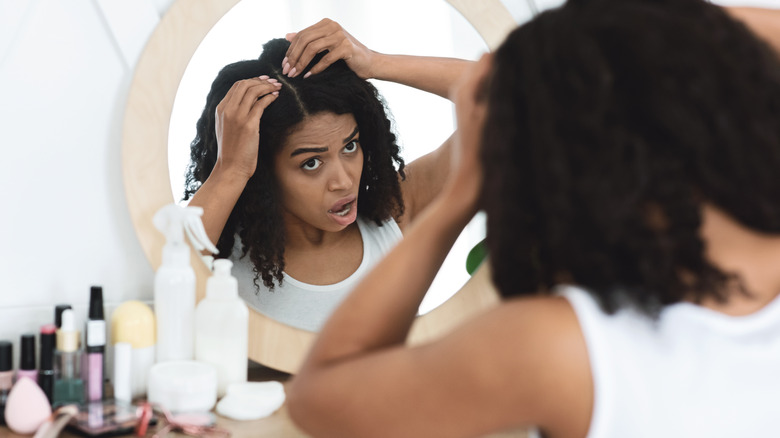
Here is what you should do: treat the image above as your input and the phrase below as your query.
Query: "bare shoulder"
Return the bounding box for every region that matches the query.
[432,295,593,438]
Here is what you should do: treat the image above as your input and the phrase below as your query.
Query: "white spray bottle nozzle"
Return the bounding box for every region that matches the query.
[153,204,219,255]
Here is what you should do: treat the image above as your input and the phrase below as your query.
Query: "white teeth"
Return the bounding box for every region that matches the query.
[331,203,352,217]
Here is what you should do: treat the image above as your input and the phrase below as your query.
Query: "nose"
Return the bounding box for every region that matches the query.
[327,160,354,192]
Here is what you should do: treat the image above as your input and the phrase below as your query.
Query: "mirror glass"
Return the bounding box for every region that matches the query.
[167,0,487,331]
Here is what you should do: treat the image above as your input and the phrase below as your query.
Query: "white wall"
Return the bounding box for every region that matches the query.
[0,0,174,366]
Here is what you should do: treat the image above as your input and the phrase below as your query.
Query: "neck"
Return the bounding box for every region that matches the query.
[699,203,780,315]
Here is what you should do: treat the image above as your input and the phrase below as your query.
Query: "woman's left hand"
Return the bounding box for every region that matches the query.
[282,19,374,79]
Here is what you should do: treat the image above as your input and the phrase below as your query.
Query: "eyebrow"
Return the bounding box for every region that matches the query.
[289,126,360,157]
[290,147,328,157]
[343,126,359,143]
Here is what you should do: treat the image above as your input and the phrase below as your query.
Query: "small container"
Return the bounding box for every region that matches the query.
[0,340,13,426]
[111,300,156,399]
[53,309,84,407]
[147,361,217,413]
[195,259,248,397]
[113,343,132,403]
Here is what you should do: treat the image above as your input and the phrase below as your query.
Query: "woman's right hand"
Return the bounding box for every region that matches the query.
[213,76,282,181]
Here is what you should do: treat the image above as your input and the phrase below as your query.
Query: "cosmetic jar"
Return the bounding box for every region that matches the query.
[147,361,217,413]
[111,300,156,398]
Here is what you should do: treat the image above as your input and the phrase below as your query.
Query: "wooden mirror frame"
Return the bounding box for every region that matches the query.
[122,0,516,373]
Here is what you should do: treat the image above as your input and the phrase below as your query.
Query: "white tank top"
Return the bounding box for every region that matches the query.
[233,217,402,332]
[557,285,780,438]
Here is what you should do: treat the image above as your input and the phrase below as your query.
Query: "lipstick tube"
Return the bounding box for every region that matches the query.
[39,324,56,403]
[17,333,37,383]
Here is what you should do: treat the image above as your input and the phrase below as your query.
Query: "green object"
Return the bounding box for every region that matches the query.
[466,239,487,275]
[53,378,84,407]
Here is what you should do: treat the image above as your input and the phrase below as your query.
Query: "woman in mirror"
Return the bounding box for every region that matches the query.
[184,21,471,331]
[287,0,780,436]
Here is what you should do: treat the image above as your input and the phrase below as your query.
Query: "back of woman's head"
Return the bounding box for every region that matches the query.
[185,38,404,289]
[481,0,780,313]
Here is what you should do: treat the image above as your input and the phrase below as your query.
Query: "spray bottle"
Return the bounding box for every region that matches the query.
[153,204,218,363]
[195,259,248,397]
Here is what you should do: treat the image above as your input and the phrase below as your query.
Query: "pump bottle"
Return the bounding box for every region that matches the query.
[153,204,218,363]
[195,259,248,397]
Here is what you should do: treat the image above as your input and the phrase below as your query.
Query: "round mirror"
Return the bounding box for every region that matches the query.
[168,0,486,332]
[122,0,515,372]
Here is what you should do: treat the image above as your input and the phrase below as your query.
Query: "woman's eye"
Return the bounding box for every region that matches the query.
[344,140,359,153]
[301,158,322,171]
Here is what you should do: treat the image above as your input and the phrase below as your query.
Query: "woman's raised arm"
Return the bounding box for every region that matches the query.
[282,18,471,99]
[188,77,280,248]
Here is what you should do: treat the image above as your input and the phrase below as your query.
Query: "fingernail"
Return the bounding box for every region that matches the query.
[267,78,278,83]
[273,81,282,87]
[259,75,269,80]
[281,57,288,68]
[282,62,290,75]
[288,67,297,77]
[303,72,312,79]
[272,91,279,95]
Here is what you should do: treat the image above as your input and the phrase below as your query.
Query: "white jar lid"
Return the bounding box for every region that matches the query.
[147,360,217,413]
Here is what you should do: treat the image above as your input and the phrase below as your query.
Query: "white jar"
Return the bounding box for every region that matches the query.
[147,361,217,412]
[195,259,248,397]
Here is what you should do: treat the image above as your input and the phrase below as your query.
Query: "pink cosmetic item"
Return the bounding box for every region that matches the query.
[4,375,52,434]
[17,333,37,383]
[84,286,106,402]
[0,340,13,426]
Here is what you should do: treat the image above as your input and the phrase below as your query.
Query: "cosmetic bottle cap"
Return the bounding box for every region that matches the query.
[0,341,12,372]
[111,301,156,349]
[55,304,72,328]
[89,286,104,320]
[39,325,56,370]
[207,259,238,299]
[153,204,219,261]
[56,309,80,353]
[20,334,36,370]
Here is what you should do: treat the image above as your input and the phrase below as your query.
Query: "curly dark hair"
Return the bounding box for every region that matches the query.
[183,38,405,289]
[481,0,780,315]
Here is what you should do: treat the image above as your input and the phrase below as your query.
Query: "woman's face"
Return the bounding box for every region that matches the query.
[274,112,364,234]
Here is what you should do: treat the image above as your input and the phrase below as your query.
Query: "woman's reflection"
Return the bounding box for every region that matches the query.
[184,20,471,331]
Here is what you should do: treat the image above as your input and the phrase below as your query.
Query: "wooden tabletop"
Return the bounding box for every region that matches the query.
[1,363,529,438]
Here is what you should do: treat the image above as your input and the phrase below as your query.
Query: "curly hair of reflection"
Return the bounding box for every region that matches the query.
[481,0,780,315]
[184,38,405,289]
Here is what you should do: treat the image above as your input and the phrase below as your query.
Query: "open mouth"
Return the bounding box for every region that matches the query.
[328,200,354,217]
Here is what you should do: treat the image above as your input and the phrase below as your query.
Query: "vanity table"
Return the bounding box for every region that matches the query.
[0,363,530,437]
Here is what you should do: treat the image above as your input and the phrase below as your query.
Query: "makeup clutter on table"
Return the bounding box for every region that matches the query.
[1,204,286,437]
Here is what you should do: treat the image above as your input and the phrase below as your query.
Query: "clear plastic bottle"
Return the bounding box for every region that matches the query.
[153,204,218,363]
[195,259,248,397]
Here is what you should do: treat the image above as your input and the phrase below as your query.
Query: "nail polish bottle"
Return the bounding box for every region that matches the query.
[0,340,13,425]
[17,334,37,383]
[53,310,84,407]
